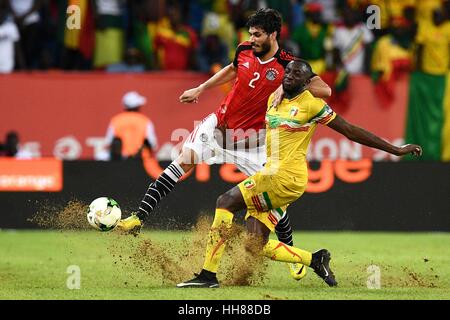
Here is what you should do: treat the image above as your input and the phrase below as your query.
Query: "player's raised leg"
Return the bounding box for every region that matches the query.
[248,216,337,287]
[117,114,218,232]
[116,152,193,232]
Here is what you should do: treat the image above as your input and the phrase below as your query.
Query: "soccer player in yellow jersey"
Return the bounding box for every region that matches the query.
[177,60,423,288]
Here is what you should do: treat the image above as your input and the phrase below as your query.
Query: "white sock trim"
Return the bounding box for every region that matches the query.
[172,161,185,176]
[164,161,185,182]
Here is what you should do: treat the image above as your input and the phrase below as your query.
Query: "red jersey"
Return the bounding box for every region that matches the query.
[215,41,295,134]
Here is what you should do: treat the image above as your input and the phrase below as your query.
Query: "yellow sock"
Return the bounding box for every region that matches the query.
[202,208,234,273]
[263,239,312,266]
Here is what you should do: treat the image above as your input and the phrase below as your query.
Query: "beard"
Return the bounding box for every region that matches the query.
[252,41,271,57]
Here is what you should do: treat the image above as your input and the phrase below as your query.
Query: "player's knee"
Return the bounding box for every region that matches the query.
[217,187,245,212]
[244,233,267,255]
[216,193,232,210]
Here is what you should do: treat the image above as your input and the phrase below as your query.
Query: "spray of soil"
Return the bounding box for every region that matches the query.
[123,214,268,286]
[28,199,90,229]
[30,200,270,287]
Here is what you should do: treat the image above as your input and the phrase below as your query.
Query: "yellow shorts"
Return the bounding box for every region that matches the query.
[238,170,306,232]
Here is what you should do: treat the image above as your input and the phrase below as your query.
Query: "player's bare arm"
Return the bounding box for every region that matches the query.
[307,76,332,98]
[327,115,423,157]
[179,63,237,103]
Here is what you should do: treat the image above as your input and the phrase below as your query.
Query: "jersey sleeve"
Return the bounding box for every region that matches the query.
[233,42,252,67]
[308,98,336,126]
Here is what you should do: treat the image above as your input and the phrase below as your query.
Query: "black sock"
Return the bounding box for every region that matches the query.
[137,162,185,221]
[275,213,294,246]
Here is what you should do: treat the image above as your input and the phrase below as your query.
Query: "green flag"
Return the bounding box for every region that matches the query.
[405,71,446,160]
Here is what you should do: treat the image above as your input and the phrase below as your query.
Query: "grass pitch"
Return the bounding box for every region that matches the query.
[0,230,449,300]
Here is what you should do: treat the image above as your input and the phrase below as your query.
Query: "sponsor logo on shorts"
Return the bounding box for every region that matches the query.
[200,133,208,142]
[244,179,256,189]
[266,68,279,81]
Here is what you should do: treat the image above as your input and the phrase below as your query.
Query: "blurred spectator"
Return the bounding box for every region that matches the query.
[291,2,331,75]
[0,0,21,73]
[0,131,35,158]
[109,137,123,161]
[105,91,158,160]
[61,0,95,70]
[8,0,43,69]
[38,0,60,69]
[128,0,163,70]
[415,8,450,76]
[371,16,413,109]
[153,3,198,70]
[92,0,126,69]
[416,0,442,26]
[359,0,416,39]
[106,47,146,72]
[1,131,18,157]
[229,9,252,56]
[264,0,293,27]
[305,0,337,24]
[197,34,228,73]
[187,0,205,34]
[200,11,234,66]
[321,7,373,113]
[405,8,450,160]
[333,7,373,75]
[291,0,306,29]
[402,5,418,44]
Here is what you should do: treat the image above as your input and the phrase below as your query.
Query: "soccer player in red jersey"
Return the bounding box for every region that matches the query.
[118,8,331,280]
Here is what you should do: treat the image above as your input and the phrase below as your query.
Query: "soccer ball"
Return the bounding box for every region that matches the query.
[87,197,122,231]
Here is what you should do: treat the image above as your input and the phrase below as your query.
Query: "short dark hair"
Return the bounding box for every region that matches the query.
[291,59,314,79]
[246,8,282,40]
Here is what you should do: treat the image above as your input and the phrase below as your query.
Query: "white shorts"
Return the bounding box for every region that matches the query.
[182,113,267,176]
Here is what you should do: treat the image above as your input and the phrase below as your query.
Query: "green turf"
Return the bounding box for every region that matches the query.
[0,230,449,300]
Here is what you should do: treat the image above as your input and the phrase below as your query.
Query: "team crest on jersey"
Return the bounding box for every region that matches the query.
[243,179,256,189]
[265,68,279,81]
[290,107,299,117]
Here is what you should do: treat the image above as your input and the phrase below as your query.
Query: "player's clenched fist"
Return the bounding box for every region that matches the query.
[396,144,423,157]
[179,86,204,104]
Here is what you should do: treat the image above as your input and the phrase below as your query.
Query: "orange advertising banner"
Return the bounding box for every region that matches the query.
[0,158,63,192]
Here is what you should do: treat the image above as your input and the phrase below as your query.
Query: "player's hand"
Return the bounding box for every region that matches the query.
[271,85,284,109]
[397,144,422,157]
[179,86,204,104]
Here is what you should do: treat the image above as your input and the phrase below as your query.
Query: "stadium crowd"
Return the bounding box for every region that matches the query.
[0,0,449,76]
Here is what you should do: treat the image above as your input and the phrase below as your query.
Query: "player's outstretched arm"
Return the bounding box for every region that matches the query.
[327,115,422,157]
[179,63,237,103]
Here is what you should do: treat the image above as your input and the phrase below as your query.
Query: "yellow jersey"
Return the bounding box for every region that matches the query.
[416,21,450,75]
[265,90,336,179]
[237,90,336,231]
